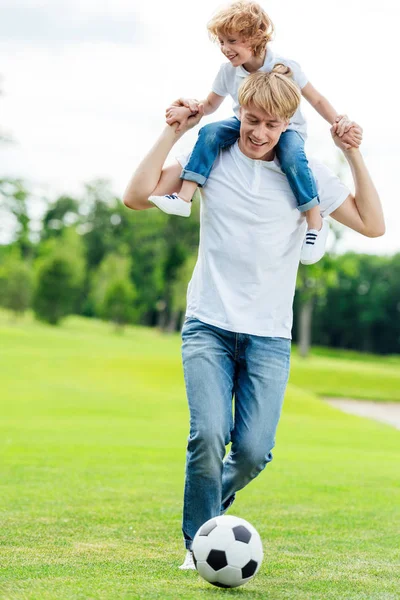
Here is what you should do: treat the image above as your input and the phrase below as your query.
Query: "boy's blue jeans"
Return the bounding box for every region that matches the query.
[181,317,291,549]
[181,117,319,212]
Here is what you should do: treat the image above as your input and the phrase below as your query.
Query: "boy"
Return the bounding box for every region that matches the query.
[149,1,362,264]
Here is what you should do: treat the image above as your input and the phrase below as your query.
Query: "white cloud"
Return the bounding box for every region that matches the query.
[0,0,143,44]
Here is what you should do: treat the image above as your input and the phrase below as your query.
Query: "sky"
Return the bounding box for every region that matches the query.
[0,0,398,254]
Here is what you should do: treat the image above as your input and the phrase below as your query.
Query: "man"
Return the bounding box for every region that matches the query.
[123,69,384,570]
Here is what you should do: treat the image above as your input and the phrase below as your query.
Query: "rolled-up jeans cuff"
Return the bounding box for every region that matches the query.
[180,169,207,187]
[298,195,320,213]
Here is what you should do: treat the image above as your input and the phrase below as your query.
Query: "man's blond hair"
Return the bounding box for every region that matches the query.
[238,65,301,120]
[207,1,274,58]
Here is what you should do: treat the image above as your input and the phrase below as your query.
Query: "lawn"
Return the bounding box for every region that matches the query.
[0,312,399,599]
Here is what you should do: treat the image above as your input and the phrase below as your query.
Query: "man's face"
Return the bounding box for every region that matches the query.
[239,104,289,161]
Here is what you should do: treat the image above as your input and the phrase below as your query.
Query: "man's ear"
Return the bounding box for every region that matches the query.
[282,119,290,132]
[239,106,243,121]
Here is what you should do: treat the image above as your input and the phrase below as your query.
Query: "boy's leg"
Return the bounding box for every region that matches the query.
[276,130,319,213]
[220,335,291,512]
[181,318,236,550]
[276,130,329,265]
[181,116,241,186]
[149,117,241,217]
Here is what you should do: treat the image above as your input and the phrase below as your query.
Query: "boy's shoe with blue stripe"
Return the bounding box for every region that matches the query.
[300,219,330,265]
[149,193,191,217]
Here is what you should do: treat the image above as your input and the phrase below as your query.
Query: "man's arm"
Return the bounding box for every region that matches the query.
[123,107,204,210]
[329,127,385,238]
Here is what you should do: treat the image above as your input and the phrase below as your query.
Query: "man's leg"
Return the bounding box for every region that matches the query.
[221,335,291,510]
[181,318,236,549]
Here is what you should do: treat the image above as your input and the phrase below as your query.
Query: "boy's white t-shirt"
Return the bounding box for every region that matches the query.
[178,143,350,339]
[212,49,308,138]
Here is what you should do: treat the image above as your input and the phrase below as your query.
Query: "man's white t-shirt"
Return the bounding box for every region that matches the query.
[212,48,308,139]
[178,143,349,339]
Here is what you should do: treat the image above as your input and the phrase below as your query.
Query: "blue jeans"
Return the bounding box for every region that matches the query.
[181,317,291,549]
[181,118,319,212]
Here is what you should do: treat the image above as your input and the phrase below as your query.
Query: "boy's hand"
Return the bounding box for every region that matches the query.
[334,114,355,138]
[331,122,362,152]
[171,104,205,135]
[166,97,200,114]
[166,105,193,129]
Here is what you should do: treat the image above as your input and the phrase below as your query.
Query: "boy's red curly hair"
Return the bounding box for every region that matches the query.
[207,1,274,58]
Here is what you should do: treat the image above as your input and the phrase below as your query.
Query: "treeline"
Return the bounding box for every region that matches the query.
[0,178,200,331]
[298,253,400,354]
[0,177,399,354]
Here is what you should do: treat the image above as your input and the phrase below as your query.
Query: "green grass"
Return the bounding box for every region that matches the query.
[0,311,399,599]
[290,345,400,402]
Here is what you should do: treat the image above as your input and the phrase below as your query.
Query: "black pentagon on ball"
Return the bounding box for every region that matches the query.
[199,519,218,536]
[242,559,258,579]
[212,582,231,589]
[207,549,228,571]
[233,525,252,544]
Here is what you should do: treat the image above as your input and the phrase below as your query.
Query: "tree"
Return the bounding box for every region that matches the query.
[169,253,198,331]
[295,256,339,357]
[90,252,137,329]
[0,250,33,317]
[100,278,137,332]
[156,198,200,330]
[33,230,86,325]
[41,196,80,240]
[0,179,34,258]
[311,253,396,354]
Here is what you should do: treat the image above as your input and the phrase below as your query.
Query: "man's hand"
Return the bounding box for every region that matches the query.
[331,121,363,152]
[171,103,204,134]
[341,125,363,148]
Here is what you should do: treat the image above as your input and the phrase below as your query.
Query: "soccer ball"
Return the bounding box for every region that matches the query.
[192,515,263,588]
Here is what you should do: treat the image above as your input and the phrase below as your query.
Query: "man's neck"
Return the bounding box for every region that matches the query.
[242,48,267,73]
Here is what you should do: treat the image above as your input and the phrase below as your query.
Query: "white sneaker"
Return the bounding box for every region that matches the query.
[179,550,196,570]
[300,219,330,265]
[149,193,191,217]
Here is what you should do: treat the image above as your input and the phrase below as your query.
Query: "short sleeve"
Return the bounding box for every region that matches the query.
[310,159,351,217]
[211,64,229,97]
[284,58,308,90]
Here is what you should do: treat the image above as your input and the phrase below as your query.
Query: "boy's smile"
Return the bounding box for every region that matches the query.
[218,34,263,72]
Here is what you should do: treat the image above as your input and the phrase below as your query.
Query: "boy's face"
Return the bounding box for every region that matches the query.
[217,33,254,67]
[239,103,289,161]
